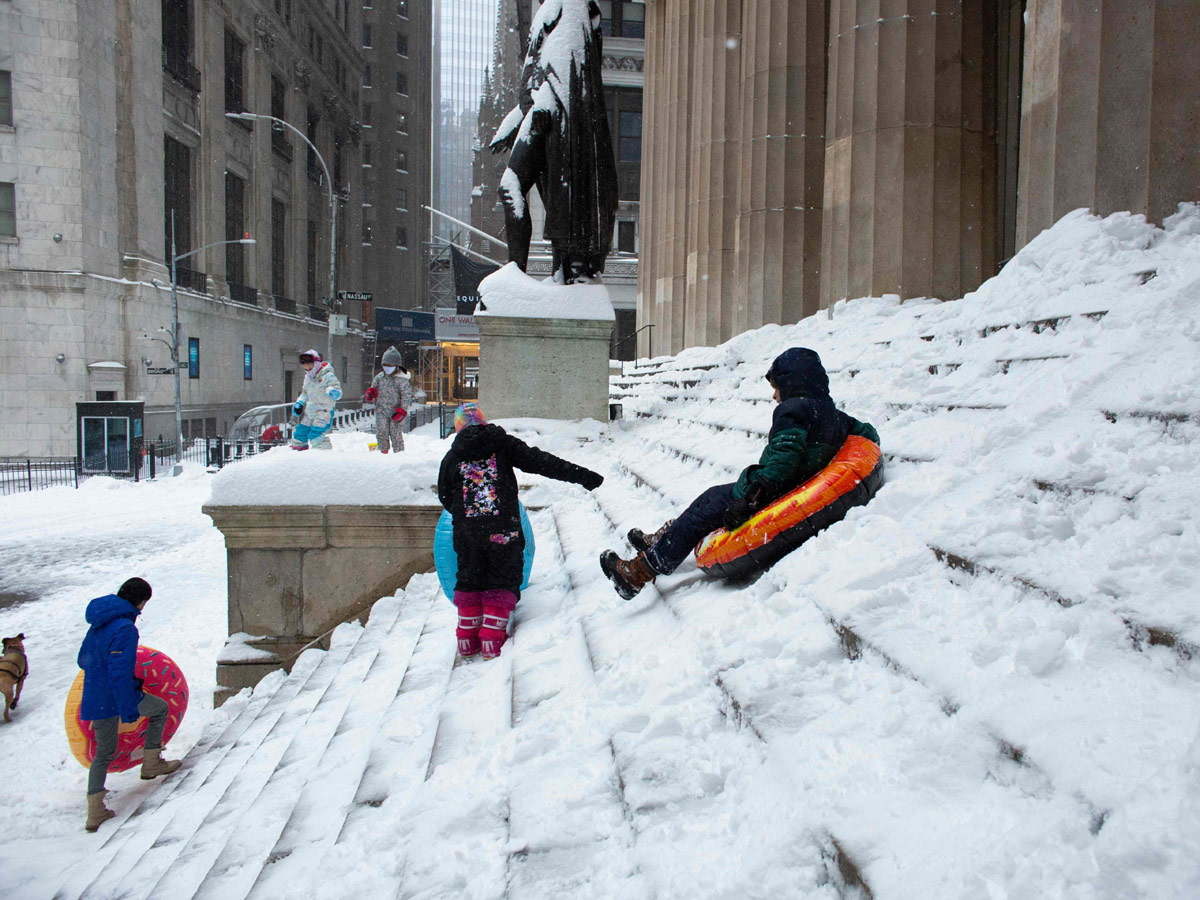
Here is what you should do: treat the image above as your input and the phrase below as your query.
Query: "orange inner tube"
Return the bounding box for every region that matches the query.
[696,434,882,568]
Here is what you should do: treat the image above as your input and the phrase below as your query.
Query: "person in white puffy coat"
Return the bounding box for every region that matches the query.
[289,349,342,450]
[364,345,415,453]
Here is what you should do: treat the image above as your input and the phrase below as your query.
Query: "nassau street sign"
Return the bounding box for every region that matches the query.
[146,366,177,375]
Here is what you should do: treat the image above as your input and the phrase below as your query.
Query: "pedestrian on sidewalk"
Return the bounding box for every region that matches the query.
[289,349,343,451]
[438,402,604,659]
[363,346,415,453]
[77,577,181,832]
[600,347,880,599]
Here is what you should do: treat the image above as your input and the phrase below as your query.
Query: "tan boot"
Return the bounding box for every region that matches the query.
[600,551,659,600]
[140,747,182,780]
[85,791,115,832]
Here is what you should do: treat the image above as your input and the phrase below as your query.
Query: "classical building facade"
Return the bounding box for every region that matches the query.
[0,0,368,457]
[358,0,432,336]
[639,0,1200,356]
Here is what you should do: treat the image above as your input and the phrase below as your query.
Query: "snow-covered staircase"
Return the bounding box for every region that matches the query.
[52,208,1200,899]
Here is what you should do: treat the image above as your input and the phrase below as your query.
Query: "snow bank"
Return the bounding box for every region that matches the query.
[478,262,615,320]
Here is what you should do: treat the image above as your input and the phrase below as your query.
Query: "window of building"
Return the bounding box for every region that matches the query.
[95,391,117,402]
[395,225,407,248]
[397,0,407,17]
[363,64,372,88]
[162,0,197,91]
[244,345,253,380]
[598,0,644,38]
[363,1,373,7]
[618,220,636,253]
[362,181,373,206]
[396,150,407,171]
[0,72,12,126]
[395,71,407,95]
[362,23,372,48]
[363,102,373,127]
[163,136,192,258]
[396,112,407,133]
[224,29,246,114]
[307,219,318,301]
[363,143,373,167]
[188,337,200,379]
[396,32,408,56]
[271,199,287,295]
[395,188,406,210]
[0,182,14,237]
[306,106,321,182]
[619,109,642,162]
[270,74,290,157]
[225,172,246,285]
[362,220,373,245]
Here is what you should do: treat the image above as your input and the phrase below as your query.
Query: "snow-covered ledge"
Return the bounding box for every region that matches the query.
[203,449,441,705]
[476,263,615,422]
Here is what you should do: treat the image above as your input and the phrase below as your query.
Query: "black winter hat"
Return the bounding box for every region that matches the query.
[117,577,153,606]
[765,347,831,400]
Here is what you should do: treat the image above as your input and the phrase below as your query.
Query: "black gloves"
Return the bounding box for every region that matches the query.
[723,497,756,530]
[578,469,604,491]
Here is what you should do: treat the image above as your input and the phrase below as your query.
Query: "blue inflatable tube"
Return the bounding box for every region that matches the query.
[433,504,536,600]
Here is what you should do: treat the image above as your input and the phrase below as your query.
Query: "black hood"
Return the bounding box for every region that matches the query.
[451,423,507,457]
[766,347,830,400]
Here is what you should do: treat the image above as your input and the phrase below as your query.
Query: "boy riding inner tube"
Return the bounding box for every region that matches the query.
[694,434,883,579]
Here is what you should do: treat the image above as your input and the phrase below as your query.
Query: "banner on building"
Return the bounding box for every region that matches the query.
[450,246,500,315]
[376,308,436,343]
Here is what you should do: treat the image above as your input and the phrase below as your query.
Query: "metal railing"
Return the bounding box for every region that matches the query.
[274,295,297,314]
[0,457,79,495]
[176,265,208,294]
[162,50,201,94]
[229,282,258,306]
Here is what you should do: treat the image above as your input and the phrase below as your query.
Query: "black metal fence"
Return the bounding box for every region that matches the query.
[0,457,79,496]
[1,404,441,496]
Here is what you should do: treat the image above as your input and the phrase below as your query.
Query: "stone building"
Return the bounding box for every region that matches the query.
[639,0,1200,356]
[0,0,368,457]
[357,0,432,345]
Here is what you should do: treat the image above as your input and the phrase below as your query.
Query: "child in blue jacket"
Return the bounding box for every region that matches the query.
[78,577,181,832]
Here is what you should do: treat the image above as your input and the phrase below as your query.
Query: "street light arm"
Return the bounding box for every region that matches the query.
[173,236,256,264]
[225,112,333,202]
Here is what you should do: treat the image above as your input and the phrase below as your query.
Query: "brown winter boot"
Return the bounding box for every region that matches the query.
[85,791,115,832]
[628,520,674,554]
[600,551,659,600]
[140,747,182,780]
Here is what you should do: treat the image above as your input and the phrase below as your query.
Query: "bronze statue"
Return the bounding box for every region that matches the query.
[490,0,619,284]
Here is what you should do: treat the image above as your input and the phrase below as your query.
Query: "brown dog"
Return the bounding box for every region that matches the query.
[1,634,28,722]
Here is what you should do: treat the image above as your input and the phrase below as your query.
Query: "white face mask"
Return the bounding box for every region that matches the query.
[382,365,397,375]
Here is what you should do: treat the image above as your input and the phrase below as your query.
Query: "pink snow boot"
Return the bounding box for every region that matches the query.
[480,590,518,659]
[454,600,483,658]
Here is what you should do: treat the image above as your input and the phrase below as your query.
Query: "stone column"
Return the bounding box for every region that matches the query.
[683,0,742,348]
[820,0,996,307]
[1016,0,1200,247]
[734,0,826,333]
[637,0,660,359]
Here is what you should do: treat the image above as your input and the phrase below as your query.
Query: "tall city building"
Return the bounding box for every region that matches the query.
[640,0,1200,356]
[0,0,367,456]
[357,0,433,338]
[432,0,499,242]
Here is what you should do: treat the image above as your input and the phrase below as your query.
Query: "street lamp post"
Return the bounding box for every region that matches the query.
[226,111,338,363]
[148,210,255,474]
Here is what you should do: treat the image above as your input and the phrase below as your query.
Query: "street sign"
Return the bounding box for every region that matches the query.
[329,314,349,335]
[377,308,436,342]
[337,291,373,302]
[146,366,177,375]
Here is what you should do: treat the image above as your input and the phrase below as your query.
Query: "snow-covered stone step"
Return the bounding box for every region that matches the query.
[146,599,406,900]
[57,644,331,900]
[94,611,378,900]
[242,576,439,897]
[182,591,415,900]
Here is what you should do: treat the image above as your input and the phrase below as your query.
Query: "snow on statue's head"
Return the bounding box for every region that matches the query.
[524,0,603,104]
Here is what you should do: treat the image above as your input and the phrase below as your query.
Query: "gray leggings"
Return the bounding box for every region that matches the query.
[87,693,169,795]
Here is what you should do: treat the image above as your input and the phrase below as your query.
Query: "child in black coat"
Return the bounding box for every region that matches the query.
[438,403,603,658]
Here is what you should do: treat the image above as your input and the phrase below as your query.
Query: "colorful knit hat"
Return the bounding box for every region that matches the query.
[454,402,487,432]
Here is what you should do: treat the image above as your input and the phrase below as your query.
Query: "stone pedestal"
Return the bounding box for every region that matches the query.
[203,503,442,705]
[476,315,614,422]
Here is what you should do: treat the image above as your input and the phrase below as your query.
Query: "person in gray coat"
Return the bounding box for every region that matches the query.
[363,346,416,453]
